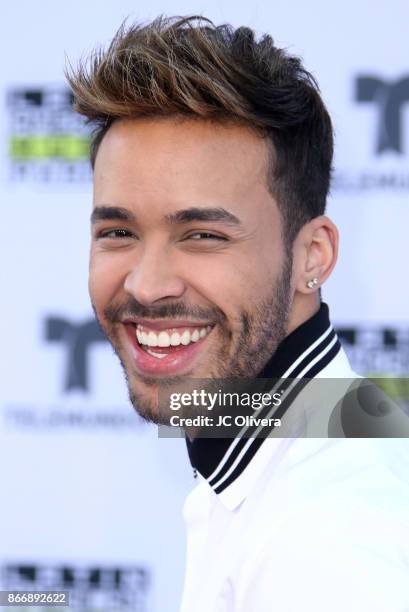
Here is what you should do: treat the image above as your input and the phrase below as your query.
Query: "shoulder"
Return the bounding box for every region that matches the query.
[235,439,409,610]
[247,438,409,563]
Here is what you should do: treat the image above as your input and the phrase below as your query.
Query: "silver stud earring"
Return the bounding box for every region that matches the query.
[306,277,319,289]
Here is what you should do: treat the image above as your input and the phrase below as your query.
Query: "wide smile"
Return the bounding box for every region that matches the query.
[123,320,214,377]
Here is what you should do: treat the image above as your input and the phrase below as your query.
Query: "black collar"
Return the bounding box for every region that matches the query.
[186,302,341,497]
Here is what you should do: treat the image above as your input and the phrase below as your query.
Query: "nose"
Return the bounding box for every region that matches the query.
[123,246,186,306]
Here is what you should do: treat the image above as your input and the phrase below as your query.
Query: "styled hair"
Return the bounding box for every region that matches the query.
[66,15,333,244]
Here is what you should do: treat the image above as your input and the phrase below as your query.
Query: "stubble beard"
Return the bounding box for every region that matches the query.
[92,253,293,425]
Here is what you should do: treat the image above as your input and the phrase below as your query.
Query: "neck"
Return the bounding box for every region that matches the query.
[286,293,320,336]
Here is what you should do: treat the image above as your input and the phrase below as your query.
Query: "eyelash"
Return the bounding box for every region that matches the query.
[96,229,228,241]
[97,229,133,239]
[187,232,227,241]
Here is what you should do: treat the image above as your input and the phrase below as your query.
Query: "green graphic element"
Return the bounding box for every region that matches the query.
[368,376,409,407]
[9,136,90,160]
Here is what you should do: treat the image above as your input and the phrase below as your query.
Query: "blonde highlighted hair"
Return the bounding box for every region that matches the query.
[66,15,333,244]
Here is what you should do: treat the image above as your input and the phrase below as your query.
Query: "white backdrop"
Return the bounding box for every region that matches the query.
[1,1,408,611]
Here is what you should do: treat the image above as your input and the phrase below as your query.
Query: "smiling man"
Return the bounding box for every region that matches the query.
[88,115,329,422]
[67,16,409,612]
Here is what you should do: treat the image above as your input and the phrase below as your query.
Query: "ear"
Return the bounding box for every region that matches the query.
[292,215,339,294]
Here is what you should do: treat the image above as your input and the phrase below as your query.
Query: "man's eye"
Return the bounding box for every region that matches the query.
[97,229,134,239]
[186,232,227,241]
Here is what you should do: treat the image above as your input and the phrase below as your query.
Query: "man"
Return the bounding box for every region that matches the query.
[67,16,409,611]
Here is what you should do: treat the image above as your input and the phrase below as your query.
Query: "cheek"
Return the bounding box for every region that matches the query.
[88,251,127,312]
[187,252,273,322]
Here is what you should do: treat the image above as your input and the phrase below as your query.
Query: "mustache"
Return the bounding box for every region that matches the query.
[101,296,227,325]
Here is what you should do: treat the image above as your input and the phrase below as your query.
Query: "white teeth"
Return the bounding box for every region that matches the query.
[181,330,191,345]
[147,331,158,347]
[146,349,167,359]
[157,331,171,347]
[170,332,181,346]
[136,324,212,347]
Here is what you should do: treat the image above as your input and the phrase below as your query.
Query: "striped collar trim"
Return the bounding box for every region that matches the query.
[186,303,342,507]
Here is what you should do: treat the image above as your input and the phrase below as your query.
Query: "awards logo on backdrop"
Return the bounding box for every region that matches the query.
[333,72,409,192]
[338,327,409,376]
[6,87,91,184]
[3,313,147,430]
[356,75,409,153]
[2,564,150,612]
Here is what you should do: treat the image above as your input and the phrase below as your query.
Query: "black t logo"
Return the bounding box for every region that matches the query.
[45,317,106,391]
[356,75,409,153]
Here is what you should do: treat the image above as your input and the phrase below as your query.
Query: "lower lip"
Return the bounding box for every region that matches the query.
[124,324,212,377]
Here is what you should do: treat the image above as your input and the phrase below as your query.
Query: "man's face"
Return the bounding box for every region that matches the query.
[90,117,294,423]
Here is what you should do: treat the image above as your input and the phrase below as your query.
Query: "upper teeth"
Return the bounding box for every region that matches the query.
[136,326,211,347]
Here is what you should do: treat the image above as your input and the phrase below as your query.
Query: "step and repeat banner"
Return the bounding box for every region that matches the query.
[0,1,408,611]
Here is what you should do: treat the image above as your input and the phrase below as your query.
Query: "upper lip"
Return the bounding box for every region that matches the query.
[121,318,213,330]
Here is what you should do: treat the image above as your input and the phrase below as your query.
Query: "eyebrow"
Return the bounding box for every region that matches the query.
[90,206,136,224]
[165,207,241,225]
[91,205,241,226]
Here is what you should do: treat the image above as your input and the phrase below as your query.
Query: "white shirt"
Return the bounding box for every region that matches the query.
[180,304,409,611]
